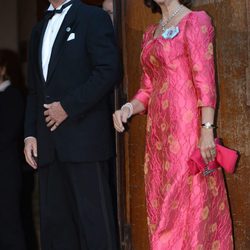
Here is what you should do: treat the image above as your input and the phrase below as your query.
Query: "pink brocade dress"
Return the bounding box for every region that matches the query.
[134,11,233,250]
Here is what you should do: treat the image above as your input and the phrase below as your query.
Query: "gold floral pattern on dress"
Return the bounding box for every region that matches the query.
[196,244,204,250]
[147,216,150,225]
[211,223,217,233]
[160,81,169,94]
[168,135,174,144]
[201,206,209,220]
[149,224,156,234]
[166,183,171,191]
[169,140,180,154]
[193,63,202,72]
[208,43,214,54]
[162,99,169,110]
[208,176,219,196]
[164,161,170,171]
[163,182,172,193]
[211,240,220,250]
[156,141,163,150]
[201,25,208,33]
[147,117,152,132]
[161,123,169,132]
[171,200,178,210]
[205,42,214,60]
[212,187,219,197]
[208,176,216,190]
[159,230,170,242]
[152,199,158,208]
[219,202,225,211]
[169,60,180,70]
[150,55,160,67]
[187,176,193,185]
[144,153,150,175]
[183,110,194,123]
[147,216,156,234]
[167,135,180,154]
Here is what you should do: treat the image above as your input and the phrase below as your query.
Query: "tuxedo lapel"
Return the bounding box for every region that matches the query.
[46,1,79,84]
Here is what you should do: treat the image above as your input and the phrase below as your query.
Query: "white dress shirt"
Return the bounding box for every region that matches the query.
[42,0,72,81]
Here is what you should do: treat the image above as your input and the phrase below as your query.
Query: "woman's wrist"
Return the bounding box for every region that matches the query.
[201,127,214,137]
[121,102,134,118]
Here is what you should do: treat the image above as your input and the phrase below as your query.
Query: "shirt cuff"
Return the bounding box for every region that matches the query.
[24,136,36,143]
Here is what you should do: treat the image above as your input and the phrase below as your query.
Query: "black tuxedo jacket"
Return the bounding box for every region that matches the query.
[25,0,122,166]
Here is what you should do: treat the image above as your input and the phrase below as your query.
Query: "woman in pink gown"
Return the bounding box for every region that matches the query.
[113,0,233,249]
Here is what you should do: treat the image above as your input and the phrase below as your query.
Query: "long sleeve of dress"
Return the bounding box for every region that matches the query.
[185,12,217,108]
[133,30,154,110]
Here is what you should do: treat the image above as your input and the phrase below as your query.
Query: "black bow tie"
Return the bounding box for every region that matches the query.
[45,1,73,19]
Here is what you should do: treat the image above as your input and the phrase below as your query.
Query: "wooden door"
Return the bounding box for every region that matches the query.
[118,2,158,249]
[119,0,250,249]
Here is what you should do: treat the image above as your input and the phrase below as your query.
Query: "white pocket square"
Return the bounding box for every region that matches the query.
[67,33,75,41]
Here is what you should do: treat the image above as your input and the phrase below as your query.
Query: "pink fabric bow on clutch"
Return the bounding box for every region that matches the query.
[188,138,238,176]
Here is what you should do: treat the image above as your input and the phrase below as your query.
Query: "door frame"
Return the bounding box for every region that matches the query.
[113,0,132,249]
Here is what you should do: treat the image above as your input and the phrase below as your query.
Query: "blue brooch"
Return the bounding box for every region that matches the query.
[162,26,180,39]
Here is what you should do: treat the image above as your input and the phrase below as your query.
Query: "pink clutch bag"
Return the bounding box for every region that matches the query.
[188,138,238,176]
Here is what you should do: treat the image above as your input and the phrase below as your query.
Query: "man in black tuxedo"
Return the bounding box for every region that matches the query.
[24,0,121,249]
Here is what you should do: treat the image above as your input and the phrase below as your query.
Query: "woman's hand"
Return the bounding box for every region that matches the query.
[113,99,145,132]
[198,128,216,164]
[113,107,130,132]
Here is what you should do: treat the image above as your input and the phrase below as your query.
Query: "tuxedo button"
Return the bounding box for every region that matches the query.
[45,95,50,100]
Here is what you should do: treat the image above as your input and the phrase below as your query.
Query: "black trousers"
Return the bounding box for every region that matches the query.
[39,159,118,250]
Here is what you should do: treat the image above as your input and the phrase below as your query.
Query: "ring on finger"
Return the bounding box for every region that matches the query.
[210,148,216,155]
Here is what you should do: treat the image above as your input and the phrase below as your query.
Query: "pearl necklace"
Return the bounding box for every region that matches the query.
[160,5,184,32]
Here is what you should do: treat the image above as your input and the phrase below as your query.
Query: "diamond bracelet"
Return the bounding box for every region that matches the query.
[121,102,134,118]
[201,122,217,129]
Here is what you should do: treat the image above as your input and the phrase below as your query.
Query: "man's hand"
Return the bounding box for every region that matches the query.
[24,137,38,169]
[44,102,68,131]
